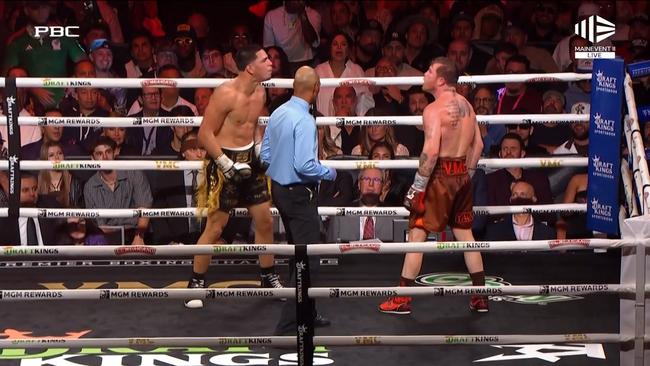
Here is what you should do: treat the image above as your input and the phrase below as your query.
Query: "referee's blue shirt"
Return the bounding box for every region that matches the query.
[261,96,335,185]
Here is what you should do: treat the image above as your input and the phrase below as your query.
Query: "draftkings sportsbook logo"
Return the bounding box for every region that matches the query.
[415,272,581,305]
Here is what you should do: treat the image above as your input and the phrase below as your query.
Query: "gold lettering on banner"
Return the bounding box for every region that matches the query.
[540,160,561,168]
[155,161,180,169]
[128,338,154,346]
[355,161,378,169]
[564,333,588,342]
[354,336,380,345]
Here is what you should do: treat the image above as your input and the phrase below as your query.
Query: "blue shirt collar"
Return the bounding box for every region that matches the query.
[290,96,310,112]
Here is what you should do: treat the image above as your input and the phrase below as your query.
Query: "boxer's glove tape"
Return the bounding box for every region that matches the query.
[404,172,428,214]
[216,153,252,181]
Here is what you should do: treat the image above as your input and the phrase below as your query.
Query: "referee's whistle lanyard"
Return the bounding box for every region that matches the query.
[496,89,525,114]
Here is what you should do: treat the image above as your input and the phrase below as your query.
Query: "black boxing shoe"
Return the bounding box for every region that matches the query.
[261,272,287,301]
[184,275,206,309]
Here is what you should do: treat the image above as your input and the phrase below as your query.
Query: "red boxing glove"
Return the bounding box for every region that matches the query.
[404,186,426,214]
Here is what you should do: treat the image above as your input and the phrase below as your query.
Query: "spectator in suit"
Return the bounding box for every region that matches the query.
[326,168,394,242]
[484,180,555,241]
[0,172,63,246]
[36,141,84,208]
[21,109,85,160]
[330,86,360,154]
[127,86,173,155]
[150,130,206,244]
[487,133,554,222]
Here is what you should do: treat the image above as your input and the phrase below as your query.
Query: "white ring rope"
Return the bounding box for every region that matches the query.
[0,203,587,219]
[0,284,636,303]
[0,72,591,89]
[0,239,642,258]
[0,333,627,349]
[0,157,588,171]
[12,113,589,127]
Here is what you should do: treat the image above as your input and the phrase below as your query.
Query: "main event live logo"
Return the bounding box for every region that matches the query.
[573,15,616,59]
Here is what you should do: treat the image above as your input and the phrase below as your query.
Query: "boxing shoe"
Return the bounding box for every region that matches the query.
[378,296,412,315]
[184,276,206,309]
[469,295,489,313]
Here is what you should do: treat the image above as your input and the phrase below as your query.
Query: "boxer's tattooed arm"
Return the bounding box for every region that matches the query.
[418,152,436,177]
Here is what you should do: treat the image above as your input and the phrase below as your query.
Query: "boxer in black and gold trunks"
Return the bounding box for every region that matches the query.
[379,57,488,314]
[185,44,282,309]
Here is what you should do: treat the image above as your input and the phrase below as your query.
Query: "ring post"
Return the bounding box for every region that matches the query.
[295,244,314,366]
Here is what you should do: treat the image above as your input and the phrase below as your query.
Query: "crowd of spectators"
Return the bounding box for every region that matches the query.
[0,0,648,246]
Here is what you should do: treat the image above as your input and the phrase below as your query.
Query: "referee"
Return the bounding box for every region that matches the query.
[261,66,336,338]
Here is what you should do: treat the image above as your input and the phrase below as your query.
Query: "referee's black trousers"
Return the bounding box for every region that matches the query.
[271,180,321,335]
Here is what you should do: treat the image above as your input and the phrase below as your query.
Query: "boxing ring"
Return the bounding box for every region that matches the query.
[1,65,650,366]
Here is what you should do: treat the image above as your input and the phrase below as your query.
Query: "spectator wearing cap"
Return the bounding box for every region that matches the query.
[151,105,195,157]
[89,38,127,114]
[3,1,87,108]
[504,21,558,73]
[484,42,518,75]
[396,14,444,73]
[527,2,563,50]
[223,24,251,77]
[315,32,373,117]
[201,39,225,78]
[173,24,206,79]
[553,1,613,71]
[564,56,592,114]
[529,90,572,155]
[496,55,542,115]
[365,31,422,91]
[354,20,384,70]
[470,85,504,157]
[449,11,491,75]
[81,23,111,54]
[263,0,321,74]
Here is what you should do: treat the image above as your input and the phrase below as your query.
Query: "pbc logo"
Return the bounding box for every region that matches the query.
[34,26,80,38]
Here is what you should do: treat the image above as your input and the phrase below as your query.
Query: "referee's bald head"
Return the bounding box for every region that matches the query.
[293,66,320,103]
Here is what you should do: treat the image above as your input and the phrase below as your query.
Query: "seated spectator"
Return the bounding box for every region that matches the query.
[564,57,593,113]
[154,39,179,71]
[472,3,504,43]
[526,2,562,49]
[528,90,572,155]
[471,85,504,157]
[101,124,140,157]
[83,137,153,245]
[263,0,321,74]
[365,31,423,90]
[0,172,63,245]
[150,130,206,244]
[351,121,409,156]
[487,133,553,221]
[173,24,206,78]
[397,14,443,73]
[36,141,84,208]
[496,55,543,114]
[394,86,431,157]
[325,0,357,42]
[315,32,373,117]
[59,60,97,117]
[224,24,251,77]
[330,86,361,154]
[3,1,86,107]
[151,106,194,157]
[123,31,156,79]
[318,126,353,207]
[484,42,518,75]
[503,21,558,73]
[21,109,84,160]
[326,168,394,242]
[61,87,108,152]
[194,88,213,116]
[264,46,292,112]
[504,120,547,157]
[446,39,474,77]
[127,64,198,116]
[372,58,404,116]
[127,87,173,155]
[553,120,590,156]
[201,39,225,78]
[61,217,108,245]
[448,12,492,75]
[369,142,409,206]
[0,66,42,148]
[88,38,127,114]
[556,173,592,240]
[484,180,555,241]
[354,19,383,70]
